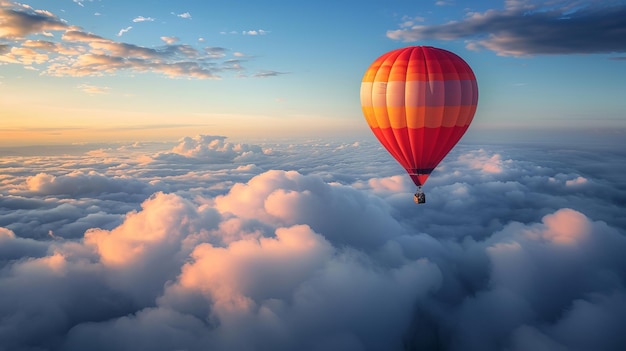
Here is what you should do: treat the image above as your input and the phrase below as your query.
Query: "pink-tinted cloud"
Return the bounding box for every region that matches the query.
[0,2,276,79]
[0,4,68,39]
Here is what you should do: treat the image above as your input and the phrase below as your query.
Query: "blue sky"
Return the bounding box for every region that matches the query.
[1,0,625,145]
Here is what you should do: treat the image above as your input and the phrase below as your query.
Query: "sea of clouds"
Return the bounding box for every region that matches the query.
[1,134,625,351]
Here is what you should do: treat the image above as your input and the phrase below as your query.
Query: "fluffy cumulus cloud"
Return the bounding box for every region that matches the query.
[153,135,267,163]
[388,1,626,56]
[0,136,625,350]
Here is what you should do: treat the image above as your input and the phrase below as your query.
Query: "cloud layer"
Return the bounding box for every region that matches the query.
[388,1,626,56]
[1,135,625,350]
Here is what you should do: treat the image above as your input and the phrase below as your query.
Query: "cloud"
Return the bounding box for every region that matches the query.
[0,227,48,264]
[0,2,279,80]
[25,171,150,197]
[1,136,625,350]
[43,29,221,79]
[221,29,269,36]
[457,148,506,174]
[152,135,267,164]
[132,16,155,23]
[77,83,109,94]
[116,26,132,37]
[72,0,94,7]
[173,12,192,19]
[160,36,178,44]
[253,70,289,78]
[243,29,269,35]
[388,2,626,56]
[1,174,443,350]
[0,4,69,39]
[204,46,226,58]
[0,45,48,65]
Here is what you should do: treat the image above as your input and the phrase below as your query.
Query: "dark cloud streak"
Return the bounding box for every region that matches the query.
[388,2,626,56]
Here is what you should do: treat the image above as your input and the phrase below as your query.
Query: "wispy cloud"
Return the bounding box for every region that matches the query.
[116,26,132,37]
[220,29,270,36]
[77,83,110,94]
[204,46,226,58]
[132,16,155,23]
[243,29,269,35]
[172,11,191,19]
[253,70,288,78]
[388,2,626,56]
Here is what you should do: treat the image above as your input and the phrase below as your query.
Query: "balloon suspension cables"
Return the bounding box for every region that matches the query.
[414,186,426,204]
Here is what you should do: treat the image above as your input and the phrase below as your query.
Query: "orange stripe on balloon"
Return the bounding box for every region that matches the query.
[365,106,476,128]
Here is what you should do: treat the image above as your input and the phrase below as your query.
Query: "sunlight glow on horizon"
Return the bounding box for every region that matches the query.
[0,113,369,146]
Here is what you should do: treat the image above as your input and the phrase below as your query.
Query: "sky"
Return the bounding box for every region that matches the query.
[1,0,626,145]
[2,1,626,351]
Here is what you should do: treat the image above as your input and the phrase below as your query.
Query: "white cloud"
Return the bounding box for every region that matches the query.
[457,149,506,174]
[160,36,179,44]
[153,135,266,164]
[133,16,155,23]
[173,12,192,19]
[117,26,132,37]
[243,29,269,35]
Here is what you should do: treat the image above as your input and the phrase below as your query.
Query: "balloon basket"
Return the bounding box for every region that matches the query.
[413,187,426,204]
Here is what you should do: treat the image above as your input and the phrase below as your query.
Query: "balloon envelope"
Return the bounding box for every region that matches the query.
[360,46,478,187]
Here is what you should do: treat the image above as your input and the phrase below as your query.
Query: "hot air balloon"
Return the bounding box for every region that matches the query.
[360,46,478,204]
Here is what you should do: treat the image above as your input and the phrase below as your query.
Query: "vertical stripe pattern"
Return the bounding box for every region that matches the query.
[360,46,478,187]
